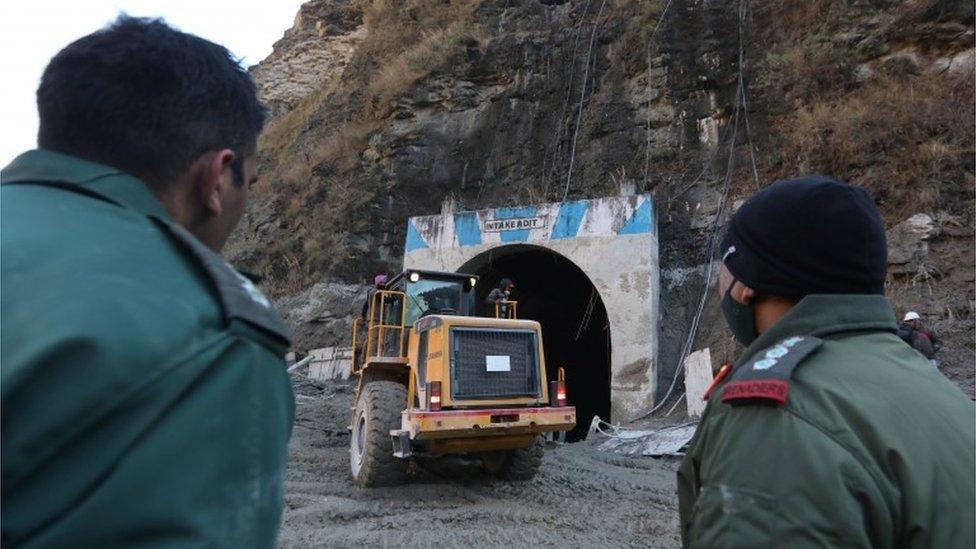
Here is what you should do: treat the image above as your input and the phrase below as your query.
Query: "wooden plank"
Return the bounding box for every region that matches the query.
[683,348,713,418]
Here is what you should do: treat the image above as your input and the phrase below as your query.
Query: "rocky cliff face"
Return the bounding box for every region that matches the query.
[230,0,975,398]
[249,0,365,117]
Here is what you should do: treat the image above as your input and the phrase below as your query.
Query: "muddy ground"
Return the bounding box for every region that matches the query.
[279,376,682,548]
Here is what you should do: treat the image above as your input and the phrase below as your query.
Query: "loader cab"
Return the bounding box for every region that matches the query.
[354,270,479,369]
[386,270,479,327]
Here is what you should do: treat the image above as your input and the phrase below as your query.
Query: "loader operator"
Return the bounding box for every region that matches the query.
[485,277,515,317]
[677,175,975,548]
[1,17,293,547]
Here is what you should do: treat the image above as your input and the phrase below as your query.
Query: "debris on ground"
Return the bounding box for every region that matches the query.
[278,375,682,548]
[591,417,698,458]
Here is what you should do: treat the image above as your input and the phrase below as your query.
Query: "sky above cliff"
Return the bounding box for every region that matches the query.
[0,1,304,167]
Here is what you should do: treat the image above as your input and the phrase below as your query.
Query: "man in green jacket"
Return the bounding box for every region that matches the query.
[1,17,294,547]
[678,176,975,547]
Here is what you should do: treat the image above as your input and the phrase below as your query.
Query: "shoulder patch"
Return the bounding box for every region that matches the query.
[153,218,292,345]
[721,336,822,406]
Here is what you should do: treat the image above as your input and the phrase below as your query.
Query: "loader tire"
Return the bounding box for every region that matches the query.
[483,436,544,481]
[350,381,409,487]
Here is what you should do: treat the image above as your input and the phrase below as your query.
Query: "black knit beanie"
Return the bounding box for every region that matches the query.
[720,175,887,300]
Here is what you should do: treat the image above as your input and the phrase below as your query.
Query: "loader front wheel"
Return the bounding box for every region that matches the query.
[350,381,409,487]
[482,436,544,481]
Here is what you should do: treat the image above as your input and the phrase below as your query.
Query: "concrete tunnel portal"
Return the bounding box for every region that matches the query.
[404,194,660,437]
[459,245,611,441]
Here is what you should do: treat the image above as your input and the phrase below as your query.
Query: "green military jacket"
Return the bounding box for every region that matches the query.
[1,150,295,547]
[678,294,975,548]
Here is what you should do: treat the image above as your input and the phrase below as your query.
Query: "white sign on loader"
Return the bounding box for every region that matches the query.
[486,355,512,372]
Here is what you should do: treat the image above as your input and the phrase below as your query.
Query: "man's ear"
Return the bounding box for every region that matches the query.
[196,149,237,216]
[731,281,757,305]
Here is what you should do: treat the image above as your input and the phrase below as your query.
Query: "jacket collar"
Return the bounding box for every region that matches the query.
[2,149,171,221]
[737,294,898,366]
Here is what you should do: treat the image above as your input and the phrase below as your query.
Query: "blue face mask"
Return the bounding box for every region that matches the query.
[721,277,758,345]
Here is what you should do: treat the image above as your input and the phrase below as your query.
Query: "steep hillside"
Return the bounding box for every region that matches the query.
[228,0,975,398]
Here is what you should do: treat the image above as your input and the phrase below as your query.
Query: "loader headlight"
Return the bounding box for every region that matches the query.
[409,272,420,282]
[469,277,477,287]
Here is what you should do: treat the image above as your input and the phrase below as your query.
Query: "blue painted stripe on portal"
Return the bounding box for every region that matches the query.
[405,219,430,252]
[551,200,588,239]
[454,212,482,246]
[494,206,538,243]
[618,197,654,235]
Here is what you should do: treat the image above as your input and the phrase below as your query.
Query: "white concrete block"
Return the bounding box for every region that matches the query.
[683,348,713,418]
[308,346,353,381]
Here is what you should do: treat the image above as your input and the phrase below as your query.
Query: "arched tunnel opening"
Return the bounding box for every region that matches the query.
[459,245,611,441]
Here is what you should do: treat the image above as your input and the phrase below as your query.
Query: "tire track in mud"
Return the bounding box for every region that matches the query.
[280,377,681,548]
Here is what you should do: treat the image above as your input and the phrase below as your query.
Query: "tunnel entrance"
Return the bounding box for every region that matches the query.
[459,245,611,441]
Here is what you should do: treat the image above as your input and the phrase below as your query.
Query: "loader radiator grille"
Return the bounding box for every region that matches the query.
[450,328,540,399]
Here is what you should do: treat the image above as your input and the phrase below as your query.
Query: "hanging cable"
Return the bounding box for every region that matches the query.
[642,0,675,192]
[741,85,761,190]
[563,0,609,201]
[541,0,592,199]
[574,287,598,341]
[735,0,761,190]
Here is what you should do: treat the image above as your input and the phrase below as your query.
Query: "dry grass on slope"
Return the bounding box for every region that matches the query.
[249,0,488,295]
[751,0,974,222]
[780,73,974,222]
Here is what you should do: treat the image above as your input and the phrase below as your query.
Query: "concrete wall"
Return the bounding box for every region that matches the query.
[403,194,660,422]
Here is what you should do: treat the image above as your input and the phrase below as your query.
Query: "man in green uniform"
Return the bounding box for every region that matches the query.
[1,17,294,547]
[678,176,975,547]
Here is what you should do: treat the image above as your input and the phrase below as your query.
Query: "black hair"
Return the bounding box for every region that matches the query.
[37,15,267,188]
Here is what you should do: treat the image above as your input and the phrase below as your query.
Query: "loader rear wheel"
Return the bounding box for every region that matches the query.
[482,436,544,481]
[350,381,409,487]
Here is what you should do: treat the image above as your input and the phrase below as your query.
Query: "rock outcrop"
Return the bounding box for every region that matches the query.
[888,213,939,276]
[274,281,366,353]
[249,0,365,116]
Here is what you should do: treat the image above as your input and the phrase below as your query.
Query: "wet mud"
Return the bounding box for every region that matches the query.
[279,376,682,548]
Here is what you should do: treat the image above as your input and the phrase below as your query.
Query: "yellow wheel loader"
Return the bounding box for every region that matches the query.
[349,269,576,487]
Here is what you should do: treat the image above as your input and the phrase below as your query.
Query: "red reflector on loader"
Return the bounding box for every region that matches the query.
[429,381,442,411]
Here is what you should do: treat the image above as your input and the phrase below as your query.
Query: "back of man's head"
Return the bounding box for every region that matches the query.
[37,16,266,189]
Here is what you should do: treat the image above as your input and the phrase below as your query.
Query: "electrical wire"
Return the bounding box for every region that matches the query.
[563,0,609,201]
[642,0,675,192]
[735,0,761,191]
[574,287,598,341]
[665,390,685,416]
[741,83,761,190]
[541,0,593,199]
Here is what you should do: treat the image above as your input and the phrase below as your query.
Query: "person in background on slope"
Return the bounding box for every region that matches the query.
[897,311,940,368]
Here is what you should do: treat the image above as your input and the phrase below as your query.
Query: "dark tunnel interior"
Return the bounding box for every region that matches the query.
[459,245,611,441]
